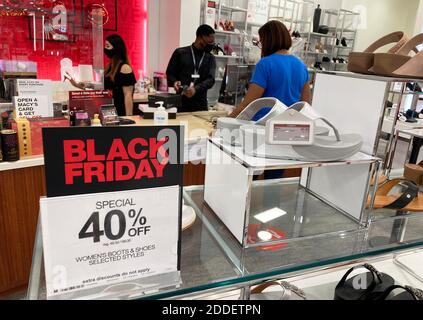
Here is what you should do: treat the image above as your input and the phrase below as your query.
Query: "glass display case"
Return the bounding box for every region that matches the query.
[203,137,380,247]
[27,191,423,300]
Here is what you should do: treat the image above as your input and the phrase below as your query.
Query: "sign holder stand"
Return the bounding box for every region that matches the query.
[26,125,185,300]
[27,214,182,300]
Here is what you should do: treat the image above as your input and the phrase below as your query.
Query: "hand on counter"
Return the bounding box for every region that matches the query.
[183,85,196,99]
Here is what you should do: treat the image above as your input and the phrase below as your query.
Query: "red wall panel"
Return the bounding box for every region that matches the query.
[0,0,147,80]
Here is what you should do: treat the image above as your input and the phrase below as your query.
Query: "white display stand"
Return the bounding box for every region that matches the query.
[312,72,423,162]
[204,138,380,247]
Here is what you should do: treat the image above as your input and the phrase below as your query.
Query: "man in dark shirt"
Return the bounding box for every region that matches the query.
[166,25,216,112]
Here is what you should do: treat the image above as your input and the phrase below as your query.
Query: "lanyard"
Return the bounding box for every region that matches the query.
[191,46,205,75]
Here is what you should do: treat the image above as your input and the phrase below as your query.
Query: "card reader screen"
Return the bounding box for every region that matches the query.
[273,124,311,142]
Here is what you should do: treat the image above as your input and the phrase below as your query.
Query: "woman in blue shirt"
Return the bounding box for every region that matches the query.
[231,20,312,118]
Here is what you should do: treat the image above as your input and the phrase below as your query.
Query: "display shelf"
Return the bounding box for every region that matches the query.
[310,32,337,39]
[325,9,360,16]
[214,30,244,36]
[275,249,423,300]
[220,5,248,13]
[332,45,353,49]
[247,21,265,27]
[328,27,356,33]
[389,90,423,96]
[27,183,423,300]
[1,72,37,79]
[210,137,378,171]
[270,17,311,24]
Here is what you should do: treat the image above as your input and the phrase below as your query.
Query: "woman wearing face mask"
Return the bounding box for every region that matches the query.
[230,20,312,118]
[103,34,137,116]
[66,34,137,116]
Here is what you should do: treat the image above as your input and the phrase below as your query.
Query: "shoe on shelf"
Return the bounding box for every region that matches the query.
[393,51,423,79]
[371,33,423,77]
[334,264,395,300]
[249,281,307,300]
[315,42,324,53]
[336,38,340,46]
[404,161,423,186]
[406,109,420,119]
[369,179,423,211]
[292,30,302,38]
[377,285,423,300]
[406,82,423,93]
[314,62,324,70]
[322,56,331,62]
[348,31,409,75]
[341,37,348,47]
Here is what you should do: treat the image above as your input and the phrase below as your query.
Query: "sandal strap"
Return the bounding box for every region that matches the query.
[378,285,423,300]
[365,31,406,53]
[251,281,281,294]
[385,181,419,210]
[336,264,383,300]
[293,103,341,142]
[280,282,307,300]
[398,33,423,56]
[405,286,423,300]
[251,281,307,300]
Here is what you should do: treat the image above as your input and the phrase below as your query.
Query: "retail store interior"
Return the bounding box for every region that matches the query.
[1,0,423,301]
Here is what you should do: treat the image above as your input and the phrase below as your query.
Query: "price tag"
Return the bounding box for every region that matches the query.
[40,186,180,298]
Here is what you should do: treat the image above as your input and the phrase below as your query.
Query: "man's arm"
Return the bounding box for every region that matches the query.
[166,49,180,87]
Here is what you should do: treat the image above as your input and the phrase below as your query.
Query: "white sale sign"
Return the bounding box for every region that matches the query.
[40,186,180,298]
[16,79,53,116]
[13,95,51,119]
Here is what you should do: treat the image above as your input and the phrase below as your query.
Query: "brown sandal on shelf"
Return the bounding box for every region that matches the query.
[404,161,423,186]
[370,33,423,77]
[370,173,388,187]
[348,31,409,75]
[371,179,423,212]
[393,51,423,79]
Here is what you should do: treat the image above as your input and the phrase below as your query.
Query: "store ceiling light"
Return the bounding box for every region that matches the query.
[254,208,287,224]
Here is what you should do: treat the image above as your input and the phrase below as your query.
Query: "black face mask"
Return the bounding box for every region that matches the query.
[104,48,115,58]
[204,43,215,53]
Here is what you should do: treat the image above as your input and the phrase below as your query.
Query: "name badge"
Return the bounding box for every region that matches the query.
[191,74,200,79]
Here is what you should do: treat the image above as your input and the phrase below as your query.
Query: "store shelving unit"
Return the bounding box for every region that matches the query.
[268,0,315,61]
[305,8,359,72]
[201,0,249,105]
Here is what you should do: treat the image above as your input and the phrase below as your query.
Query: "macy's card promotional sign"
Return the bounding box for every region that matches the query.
[13,95,51,119]
[40,126,184,298]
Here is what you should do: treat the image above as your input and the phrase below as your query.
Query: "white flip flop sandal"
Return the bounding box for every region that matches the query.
[217,98,330,146]
[240,101,363,162]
